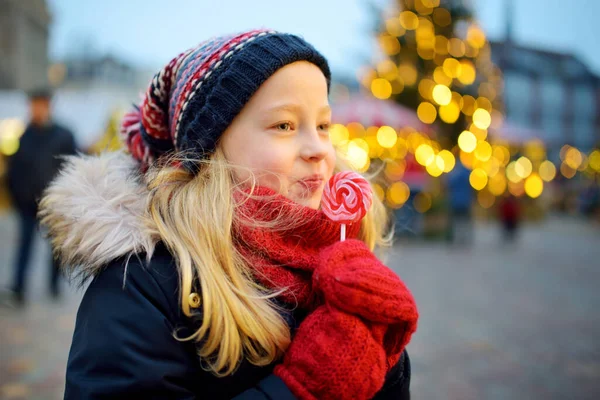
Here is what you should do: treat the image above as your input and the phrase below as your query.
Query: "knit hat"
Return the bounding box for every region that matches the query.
[121,29,331,170]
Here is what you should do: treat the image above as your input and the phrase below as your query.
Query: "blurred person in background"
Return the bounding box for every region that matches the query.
[498,194,521,242]
[39,30,418,399]
[5,88,77,305]
[447,159,474,245]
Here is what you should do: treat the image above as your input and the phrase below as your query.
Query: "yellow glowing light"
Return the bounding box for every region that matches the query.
[448,38,466,57]
[469,168,488,191]
[488,174,507,196]
[415,143,435,166]
[417,102,437,124]
[377,126,398,149]
[378,34,401,56]
[524,140,546,161]
[481,157,500,177]
[460,150,474,169]
[493,145,511,166]
[432,84,452,105]
[470,125,488,141]
[560,163,576,179]
[415,0,434,15]
[407,132,426,153]
[458,60,476,84]
[329,124,349,146]
[433,67,452,86]
[524,173,544,198]
[377,60,399,81]
[474,141,492,162]
[371,78,392,100]
[506,161,521,183]
[435,35,449,54]
[565,147,583,169]
[476,97,493,112]
[372,183,385,201]
[477,190,495,209]
[347,122,365,139]
[426,160,443,177]
[589,150,600,171]
[414,192,432,213]
[508,180,525,197]
[400,11,419,30]
[438,150,455,173]
[422,0,441,7]
[442,58,462,78]
[364,136,383,158]
[384,160,406,181]
[461,95,477,116]
[0,136,20,156]
[539,160,556,182]
[387,182,411,205]
[433,8,451,27]
[346,140,370,172]
[391,78,405,94]
[467,25,486,48]
[394,137,408,159]
[398,64,418,86]
[418,78,436,100]
[458,130,477,153]
[472,108,491,129]
[386,18,406,37]
[516,157,533,179]
[439,101,460,124]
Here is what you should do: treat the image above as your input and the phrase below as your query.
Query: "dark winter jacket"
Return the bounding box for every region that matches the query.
[6,122,77,214]
[39,152,411,399]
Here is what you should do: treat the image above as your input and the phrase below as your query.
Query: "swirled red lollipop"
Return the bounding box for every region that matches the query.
[322,171,373,241]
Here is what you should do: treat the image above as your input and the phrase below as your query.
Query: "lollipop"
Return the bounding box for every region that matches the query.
[322,171,373,241]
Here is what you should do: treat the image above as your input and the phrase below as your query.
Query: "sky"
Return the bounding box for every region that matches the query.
[47,0,600,79]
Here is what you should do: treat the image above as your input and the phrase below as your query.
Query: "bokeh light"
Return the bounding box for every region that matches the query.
[438,149,456,173]
[439,101,460,123]
[432,84,452,105]
[415,143,435,166]
[458,130,477,153]
[472,108,492,129]
[469,168,488,190]
[524,173,544,198]
[414,192,432,213]
[516,157,533,179]
[539,160,557,182]
[376,126,397,148]
[387,181,411,207]
[329,124,349,146]
[371,78,392,99]
[417,101,437,124]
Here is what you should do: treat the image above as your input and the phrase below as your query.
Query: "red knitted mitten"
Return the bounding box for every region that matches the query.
[315,239,419,365]
[274,306,387,400]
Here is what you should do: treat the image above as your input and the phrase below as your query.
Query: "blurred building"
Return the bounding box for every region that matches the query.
[49,55,141,90]
[0,0,50,90]
[490,1,600,162]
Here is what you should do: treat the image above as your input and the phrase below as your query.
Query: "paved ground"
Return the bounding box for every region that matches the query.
[0,211,599,399]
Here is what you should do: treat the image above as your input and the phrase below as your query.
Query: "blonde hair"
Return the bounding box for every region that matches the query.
[145,147,390,376]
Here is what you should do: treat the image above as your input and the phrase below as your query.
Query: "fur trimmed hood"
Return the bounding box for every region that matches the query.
[39,152,158,282]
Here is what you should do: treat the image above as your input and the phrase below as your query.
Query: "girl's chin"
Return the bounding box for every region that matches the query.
[288,193,322,210]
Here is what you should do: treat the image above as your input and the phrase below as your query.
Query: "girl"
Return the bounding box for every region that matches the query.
[40,29,418,399]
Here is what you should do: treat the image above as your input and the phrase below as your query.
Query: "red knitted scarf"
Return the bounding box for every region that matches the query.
[232,187,361,310]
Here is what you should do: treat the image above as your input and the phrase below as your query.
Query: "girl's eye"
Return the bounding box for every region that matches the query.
[275,122,293,131]
[318,123,331,132]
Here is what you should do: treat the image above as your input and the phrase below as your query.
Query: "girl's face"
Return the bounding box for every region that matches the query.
[220,61,335,209]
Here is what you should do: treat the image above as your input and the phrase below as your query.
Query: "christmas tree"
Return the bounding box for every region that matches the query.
[362,0,503,148]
